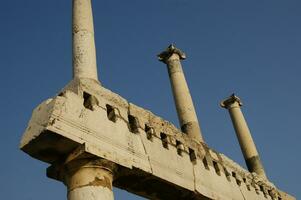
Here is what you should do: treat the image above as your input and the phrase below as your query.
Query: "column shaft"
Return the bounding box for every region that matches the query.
[72,0,98,80]
[158,45,204,142]
[167,54,203,142]
[221,95,266,178]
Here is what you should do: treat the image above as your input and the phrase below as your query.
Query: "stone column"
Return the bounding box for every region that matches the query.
[221,94,267,178]
[158,44,204,142]
[72,0,98,81]
[64,159,115,200]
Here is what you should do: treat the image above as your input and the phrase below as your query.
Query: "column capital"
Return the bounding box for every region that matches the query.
[63,158,116,191]
[220,93,243,109]
[158,44,186,64]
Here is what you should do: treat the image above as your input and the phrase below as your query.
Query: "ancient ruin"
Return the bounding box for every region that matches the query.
[20,0,295,199]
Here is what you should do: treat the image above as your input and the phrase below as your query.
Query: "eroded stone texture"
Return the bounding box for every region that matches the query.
[21,78,295,200]
[64,158,115,200]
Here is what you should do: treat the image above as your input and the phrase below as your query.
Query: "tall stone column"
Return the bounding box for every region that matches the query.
[64,158,115,200]
[158,44,204,142]
[72,0,98,81]
[221,94,267,178]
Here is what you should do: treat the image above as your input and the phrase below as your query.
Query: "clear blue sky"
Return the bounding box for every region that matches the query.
[0,0,300,199]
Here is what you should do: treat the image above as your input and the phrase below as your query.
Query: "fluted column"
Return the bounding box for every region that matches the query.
[64,158,115,200]
[221,94,267,178]
[158,44,204,142]
[72,0,98,81]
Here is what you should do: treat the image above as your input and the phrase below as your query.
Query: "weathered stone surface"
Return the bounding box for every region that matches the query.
[63,158,115,200]
[20,0,295,199]
[72,0,98,81]
[158,44,204,142]
[221,94,267,179]
[21,78,295,200]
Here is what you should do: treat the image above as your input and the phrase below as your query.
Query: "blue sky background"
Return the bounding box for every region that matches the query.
[0,0,300,199]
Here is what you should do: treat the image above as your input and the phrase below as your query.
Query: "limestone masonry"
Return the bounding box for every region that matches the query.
[20,0,295,200]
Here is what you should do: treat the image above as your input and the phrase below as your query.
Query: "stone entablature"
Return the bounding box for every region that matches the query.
[20,78,294,200]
